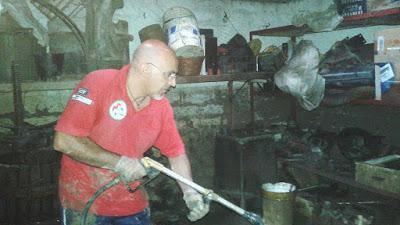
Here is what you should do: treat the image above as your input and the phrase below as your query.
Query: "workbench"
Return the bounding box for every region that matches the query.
[285,158,400,206]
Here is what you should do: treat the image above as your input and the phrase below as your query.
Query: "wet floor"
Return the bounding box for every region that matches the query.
[179,204,258,225]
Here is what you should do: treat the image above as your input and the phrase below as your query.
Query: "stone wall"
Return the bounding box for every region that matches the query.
[0,80,293,187]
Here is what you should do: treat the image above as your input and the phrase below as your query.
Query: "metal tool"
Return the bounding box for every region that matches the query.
[141,157,265,225]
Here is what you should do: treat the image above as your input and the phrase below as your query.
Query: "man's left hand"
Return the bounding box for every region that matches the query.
[183,191,210,221]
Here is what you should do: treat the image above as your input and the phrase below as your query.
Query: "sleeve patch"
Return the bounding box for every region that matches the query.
[76,87,89,96]
[71,94,93,105]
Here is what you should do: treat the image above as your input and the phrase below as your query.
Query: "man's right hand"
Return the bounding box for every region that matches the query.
[183,190,210,221]
[113,156,147,182]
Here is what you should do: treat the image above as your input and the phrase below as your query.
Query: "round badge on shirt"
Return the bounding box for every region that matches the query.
[109,100,127,120]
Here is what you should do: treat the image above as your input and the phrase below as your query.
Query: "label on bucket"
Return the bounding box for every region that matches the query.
[168,25,201,50]
[165,17,201,53]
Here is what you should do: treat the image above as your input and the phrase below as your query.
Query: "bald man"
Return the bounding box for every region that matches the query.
[53,40,209,225]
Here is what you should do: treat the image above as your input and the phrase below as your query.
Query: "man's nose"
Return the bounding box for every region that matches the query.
[168,78,176,88]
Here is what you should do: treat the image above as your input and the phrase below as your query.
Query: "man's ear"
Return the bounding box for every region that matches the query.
[141,63,152,76]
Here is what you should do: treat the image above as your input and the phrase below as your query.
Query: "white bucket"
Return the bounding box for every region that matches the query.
[163,7,203,58]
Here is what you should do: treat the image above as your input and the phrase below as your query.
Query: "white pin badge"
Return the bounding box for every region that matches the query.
[109,100,127,120]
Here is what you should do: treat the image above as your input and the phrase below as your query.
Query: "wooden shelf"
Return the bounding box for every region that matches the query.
[351,98,400,107]
[350,83,400,107]
[176,72,271,84]
[250,8,400,38]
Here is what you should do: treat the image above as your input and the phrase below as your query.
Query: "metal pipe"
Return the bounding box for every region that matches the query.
[240,146,245,208]
[216,134,273,145]
[250,82,255,131]
[11,61,24,137]
[228,81,233,130]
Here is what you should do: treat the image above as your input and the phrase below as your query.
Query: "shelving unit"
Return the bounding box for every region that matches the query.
[249,8,400,107]
[351,84,400,107]
[250,7,400,39]
[176,71,271,130]
[176,72,269,84]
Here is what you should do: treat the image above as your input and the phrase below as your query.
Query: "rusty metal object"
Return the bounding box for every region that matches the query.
[228,81,234,130]
[30,0,88,65]
[249,82,255,131]
[11,61,24,138]
[85,0,129,70]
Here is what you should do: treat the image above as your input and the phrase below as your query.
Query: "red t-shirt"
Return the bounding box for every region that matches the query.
[55,65,185,216]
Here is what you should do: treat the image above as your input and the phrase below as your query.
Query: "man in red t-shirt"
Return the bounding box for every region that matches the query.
[53,40,209,224]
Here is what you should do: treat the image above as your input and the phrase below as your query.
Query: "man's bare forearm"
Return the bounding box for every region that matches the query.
[53,131,120,169]
[168,153,195,194]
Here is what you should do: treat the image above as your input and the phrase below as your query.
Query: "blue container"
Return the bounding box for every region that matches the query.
[377,63,395,93]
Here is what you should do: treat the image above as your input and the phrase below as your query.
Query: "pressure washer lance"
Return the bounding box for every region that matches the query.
[140,157,265,225]
[81,157,265,225]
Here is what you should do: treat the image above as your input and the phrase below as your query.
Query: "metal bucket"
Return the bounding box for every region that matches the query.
[163,7,203,58]
[138,24,165,43]
[262,182,296,225]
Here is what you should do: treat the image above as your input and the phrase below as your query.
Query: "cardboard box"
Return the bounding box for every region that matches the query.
[374,28,400,80]
[355,154,400,194]
[367,0,400,12]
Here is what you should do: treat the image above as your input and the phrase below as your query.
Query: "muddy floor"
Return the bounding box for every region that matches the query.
[179,204,258,225]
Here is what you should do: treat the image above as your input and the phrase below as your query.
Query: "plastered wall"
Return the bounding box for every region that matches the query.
[114,0,399,54]
[112,0,333,52]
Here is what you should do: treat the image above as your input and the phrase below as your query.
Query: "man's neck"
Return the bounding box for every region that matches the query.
[126,74,151,111]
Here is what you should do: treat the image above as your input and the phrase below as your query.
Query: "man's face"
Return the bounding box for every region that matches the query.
[147,59,178,100]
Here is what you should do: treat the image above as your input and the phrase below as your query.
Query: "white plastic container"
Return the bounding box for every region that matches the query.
[163,7,203,58]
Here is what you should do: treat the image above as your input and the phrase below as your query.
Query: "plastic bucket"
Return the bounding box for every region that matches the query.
[163,7,203,58]
[262,182,296,225]
[138,24,165,43]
